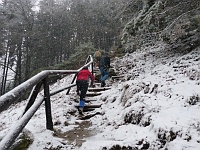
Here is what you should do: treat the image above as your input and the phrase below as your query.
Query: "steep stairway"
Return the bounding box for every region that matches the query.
[74,85,110,114]
[74,66,111,117]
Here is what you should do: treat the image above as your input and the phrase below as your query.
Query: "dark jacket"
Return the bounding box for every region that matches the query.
[99,55,110,68]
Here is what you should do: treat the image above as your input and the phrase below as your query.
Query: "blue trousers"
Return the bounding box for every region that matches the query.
[79,100,85,108]
[100,67,108,82]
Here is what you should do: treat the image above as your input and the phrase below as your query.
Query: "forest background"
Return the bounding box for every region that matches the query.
[0,0,200,96]
[0,0,130,95]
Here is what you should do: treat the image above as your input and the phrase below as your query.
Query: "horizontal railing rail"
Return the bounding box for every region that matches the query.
[0,70,77,113]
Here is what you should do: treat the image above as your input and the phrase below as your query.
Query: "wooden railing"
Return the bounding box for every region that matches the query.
[0,55,94,150]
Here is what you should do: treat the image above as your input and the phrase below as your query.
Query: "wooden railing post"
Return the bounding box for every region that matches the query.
[91,62,94,75]
[66,73,77,95]
[43,77,53,130]
[23,81,43,115]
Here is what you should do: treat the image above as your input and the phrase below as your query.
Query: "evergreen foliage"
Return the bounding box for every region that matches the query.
[0,0,125,93]
[1,0,200,93]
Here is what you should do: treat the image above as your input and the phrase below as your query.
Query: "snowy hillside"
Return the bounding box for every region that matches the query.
[0,44,200,150]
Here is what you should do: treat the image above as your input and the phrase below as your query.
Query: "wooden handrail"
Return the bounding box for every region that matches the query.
[0,55,94,150]
[0,70,77,113]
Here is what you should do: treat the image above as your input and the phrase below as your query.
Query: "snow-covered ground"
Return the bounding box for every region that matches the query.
[0,44,200,150]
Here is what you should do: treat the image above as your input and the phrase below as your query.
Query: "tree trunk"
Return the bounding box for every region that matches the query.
[14,42,22,87]
[1,43,9,95]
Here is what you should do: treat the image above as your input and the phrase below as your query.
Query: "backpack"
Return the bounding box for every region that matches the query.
[103,56,110,68]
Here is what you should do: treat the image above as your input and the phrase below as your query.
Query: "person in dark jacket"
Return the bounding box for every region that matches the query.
[99,53,110,87]
[76,66,95,115]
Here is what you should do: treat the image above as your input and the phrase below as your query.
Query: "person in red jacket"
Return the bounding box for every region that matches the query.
[76,66,95,115]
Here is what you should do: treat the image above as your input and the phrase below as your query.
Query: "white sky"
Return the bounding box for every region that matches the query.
[0,44,200,149]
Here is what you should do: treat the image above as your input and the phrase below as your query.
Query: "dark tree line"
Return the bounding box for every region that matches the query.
[0,0,130,95]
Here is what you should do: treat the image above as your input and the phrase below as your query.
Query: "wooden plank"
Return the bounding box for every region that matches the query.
[78,112,102,120]
[75,104,101,108]
[86,92,101,97]
[111,75,124,81]
[93,68,99,72]
[85,99,97,103]
[88,87,111,92]
[83,108,95,112]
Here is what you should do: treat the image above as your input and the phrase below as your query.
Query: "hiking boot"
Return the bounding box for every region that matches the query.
[101,81,106,87]
[78,107,84,115]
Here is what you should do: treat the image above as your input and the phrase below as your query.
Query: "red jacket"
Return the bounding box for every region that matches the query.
[76,69,95,81]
